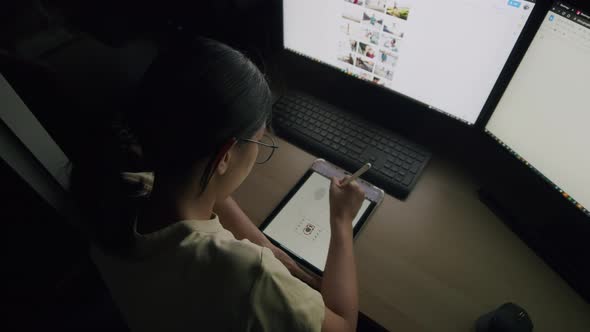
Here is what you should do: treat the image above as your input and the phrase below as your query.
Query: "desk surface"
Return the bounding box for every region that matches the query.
[233,138,590,332]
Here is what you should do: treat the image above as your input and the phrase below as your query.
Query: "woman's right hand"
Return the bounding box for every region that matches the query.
[329,176,365,228]
[323,176,365,332]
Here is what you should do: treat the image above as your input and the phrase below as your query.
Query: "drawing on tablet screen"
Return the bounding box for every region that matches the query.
[294,218,323,242]
[314,187,327,201]
[303,223,315,235]
[262,172,374,272]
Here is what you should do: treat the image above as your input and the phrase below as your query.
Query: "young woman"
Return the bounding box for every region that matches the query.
[71,38,365,332]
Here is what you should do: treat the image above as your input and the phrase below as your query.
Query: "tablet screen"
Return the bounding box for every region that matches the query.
[262,172,372,272]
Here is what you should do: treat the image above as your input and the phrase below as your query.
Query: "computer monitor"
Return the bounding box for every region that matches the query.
[485,0,590,217]
[282,0,538,125]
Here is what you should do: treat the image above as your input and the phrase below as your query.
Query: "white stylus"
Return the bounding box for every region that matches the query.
[341,163,372,186]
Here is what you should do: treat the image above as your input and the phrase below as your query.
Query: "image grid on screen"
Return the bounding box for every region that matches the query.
[283,0,536,125]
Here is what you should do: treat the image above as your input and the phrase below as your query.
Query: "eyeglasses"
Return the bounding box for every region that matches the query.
[239,134,279,164]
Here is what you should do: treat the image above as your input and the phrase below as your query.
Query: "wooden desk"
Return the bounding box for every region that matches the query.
[233,138,590,332]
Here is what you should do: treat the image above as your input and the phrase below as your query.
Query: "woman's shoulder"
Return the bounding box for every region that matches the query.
[180,229,266,276]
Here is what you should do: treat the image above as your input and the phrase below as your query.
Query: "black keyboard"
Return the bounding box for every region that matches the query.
[273,93,431,199]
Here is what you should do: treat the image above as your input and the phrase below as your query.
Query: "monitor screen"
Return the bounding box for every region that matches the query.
[283,0,536,125]
[486,1,590,217]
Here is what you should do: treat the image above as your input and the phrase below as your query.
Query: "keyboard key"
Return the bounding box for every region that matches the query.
[351,145,363,154]
[298,128,322,141]
[355,141,367,148]
[403,173,413,186]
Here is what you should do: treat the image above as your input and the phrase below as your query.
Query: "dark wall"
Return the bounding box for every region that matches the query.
[0,1,51,49]
[49,0,272,50]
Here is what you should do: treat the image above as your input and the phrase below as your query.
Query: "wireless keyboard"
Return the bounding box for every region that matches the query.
[272,93,431,199]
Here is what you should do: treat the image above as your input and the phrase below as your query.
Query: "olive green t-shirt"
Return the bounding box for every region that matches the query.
[92,214,325,332]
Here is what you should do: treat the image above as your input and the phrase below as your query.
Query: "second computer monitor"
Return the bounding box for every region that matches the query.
[485,0,590,217]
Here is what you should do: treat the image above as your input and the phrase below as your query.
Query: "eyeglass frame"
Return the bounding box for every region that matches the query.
[238,133,279,164]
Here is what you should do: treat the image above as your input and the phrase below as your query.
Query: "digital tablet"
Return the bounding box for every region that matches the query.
[260,159,385,275]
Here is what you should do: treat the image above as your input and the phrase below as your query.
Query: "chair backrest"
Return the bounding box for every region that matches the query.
[0,38,157,163]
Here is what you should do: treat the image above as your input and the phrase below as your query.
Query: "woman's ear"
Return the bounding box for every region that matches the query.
[216,145,234,176]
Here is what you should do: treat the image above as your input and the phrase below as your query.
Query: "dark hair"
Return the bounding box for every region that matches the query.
[70,38,272,255]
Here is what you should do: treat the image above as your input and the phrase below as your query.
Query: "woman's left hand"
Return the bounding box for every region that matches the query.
[270,245,322,291]
[214,197,322,290]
